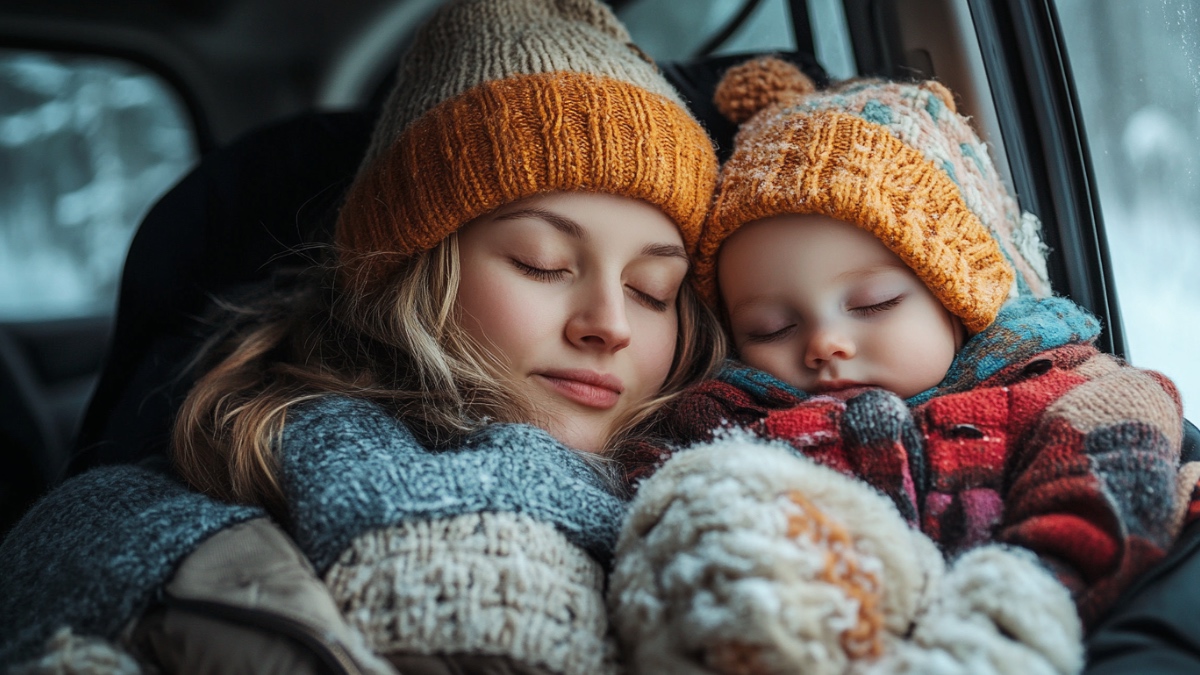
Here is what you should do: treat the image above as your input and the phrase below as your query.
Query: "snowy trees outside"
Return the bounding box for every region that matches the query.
[0,50,196,321]
[1057,0,1200,420]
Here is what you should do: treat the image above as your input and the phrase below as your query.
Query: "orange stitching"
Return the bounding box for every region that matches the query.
[786,489,885,660]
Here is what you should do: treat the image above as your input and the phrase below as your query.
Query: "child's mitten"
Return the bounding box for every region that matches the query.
[866,545,1083,675]
[609,435,942,675]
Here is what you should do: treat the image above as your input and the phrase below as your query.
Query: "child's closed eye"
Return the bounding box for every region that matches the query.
[744,324,796,344]
[850,295,903,316]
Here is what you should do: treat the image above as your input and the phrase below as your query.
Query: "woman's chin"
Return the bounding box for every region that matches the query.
[542,417,609,454]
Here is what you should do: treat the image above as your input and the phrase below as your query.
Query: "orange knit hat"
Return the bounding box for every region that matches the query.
[334,0,718,295]
[698,57,1053,333]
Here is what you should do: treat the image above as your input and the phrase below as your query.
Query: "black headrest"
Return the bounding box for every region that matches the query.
[68,51,829,477]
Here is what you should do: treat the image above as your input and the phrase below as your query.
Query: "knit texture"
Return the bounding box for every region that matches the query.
[882,546,1083,675]
[335,0,718,294]
[611,437,941,675]
[276,396,626,672]
[0,462,263,668]
[697,57,1052,332]
[362,0,685,163]
[327,512,619,675]
[277,395,626,573]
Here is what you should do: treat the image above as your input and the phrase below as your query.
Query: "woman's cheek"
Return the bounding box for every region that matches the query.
[635,308,678,385]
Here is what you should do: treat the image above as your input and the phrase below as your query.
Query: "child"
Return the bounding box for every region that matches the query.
[611,57,1196,674]
[0,1,724,673]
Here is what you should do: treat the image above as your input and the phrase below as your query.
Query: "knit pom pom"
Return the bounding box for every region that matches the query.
[714,56,816,124]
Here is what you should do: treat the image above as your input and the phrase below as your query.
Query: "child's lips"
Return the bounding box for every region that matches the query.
[810,379,870,395]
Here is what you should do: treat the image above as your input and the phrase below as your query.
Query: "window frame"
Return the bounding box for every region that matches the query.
[966,0,1125,357]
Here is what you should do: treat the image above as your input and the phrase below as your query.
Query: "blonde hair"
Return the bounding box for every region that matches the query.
[172,235,725,517]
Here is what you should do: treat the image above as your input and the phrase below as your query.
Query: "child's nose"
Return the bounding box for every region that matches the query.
[804,325,856,369]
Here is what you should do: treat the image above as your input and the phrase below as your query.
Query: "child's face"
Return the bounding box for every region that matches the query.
[455,192,689,452]
[718,213,963,399]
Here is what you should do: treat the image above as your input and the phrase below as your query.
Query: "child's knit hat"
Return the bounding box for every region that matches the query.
[335,0,718,295]
[697,57,1052,333]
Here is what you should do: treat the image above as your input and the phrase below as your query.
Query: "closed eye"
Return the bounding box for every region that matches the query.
[628,286,669,312]
[512,259,568,281]
[745,324,796,344]
[850,295,903,316]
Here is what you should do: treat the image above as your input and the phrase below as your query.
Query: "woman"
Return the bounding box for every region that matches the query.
[0,1,723,673]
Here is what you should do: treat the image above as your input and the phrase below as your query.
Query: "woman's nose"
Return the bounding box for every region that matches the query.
[565,279,632,352]
[803,323,856,369]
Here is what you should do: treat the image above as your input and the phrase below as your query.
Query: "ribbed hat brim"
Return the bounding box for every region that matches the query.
[336,71,717,294]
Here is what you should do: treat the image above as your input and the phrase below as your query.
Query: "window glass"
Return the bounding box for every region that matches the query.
[618,0,795,61]
[0,49,198,321]
[1055,1,1200,421]
[808,0,856,79]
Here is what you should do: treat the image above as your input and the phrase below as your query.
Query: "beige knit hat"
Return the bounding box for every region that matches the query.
[697,57,1053,333]
[335,0,719,295]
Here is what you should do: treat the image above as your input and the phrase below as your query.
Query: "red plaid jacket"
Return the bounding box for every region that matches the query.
[628,326,1193,627]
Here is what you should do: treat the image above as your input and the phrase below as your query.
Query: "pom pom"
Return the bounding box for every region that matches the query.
[714,56,816,124]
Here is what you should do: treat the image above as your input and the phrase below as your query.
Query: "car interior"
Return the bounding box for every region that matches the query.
[2,0,1198,543]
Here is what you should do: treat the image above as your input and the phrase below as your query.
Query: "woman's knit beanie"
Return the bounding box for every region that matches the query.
[335,0,719,295]
[697,57,1053,333]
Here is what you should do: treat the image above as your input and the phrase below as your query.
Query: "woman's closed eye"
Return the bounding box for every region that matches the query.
[512,259,568,281]
[627,286,669,312]
[850,294,903,316]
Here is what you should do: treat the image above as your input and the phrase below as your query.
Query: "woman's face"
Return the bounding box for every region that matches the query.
[455,192,688,452]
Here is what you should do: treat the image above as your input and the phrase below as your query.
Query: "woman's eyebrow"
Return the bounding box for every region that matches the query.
[494,208,687,262]
[495,207,585,239]
[641,242,688,262]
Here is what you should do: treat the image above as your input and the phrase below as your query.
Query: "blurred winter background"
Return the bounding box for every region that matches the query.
[1056,0,1199,421]
[0,50,196,320]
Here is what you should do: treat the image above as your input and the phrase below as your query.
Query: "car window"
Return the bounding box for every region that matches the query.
[617,0,856,79]
[0,49,198,322]
[1054,1,1200,421]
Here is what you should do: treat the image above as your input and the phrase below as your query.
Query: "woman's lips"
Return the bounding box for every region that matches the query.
[535,370,623,410]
